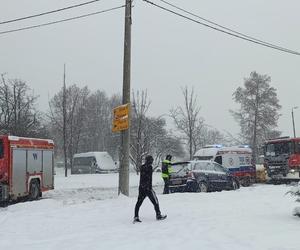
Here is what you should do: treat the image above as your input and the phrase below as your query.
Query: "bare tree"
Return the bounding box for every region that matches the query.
[48,87,122,167]
[198,127,227,147]
[152,129,185,168]
[130,90,185,171]
[48,84,90,171]
[79,90,121,158]
[106,94,122,158]
[0,75,45,137]
[170,86,204,159]
[222,130,244,146]
[231,71,281,162]
[130,90,151,171]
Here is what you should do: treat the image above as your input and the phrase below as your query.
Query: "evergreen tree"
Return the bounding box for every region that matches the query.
[231,71,281,162]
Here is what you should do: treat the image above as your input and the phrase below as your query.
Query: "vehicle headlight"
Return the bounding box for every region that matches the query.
[290,169,295,173]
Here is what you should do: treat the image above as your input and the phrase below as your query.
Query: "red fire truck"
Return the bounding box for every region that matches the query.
[263,137,300,180]
[0,135,54,204]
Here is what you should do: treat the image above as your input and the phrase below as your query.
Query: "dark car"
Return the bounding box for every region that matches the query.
[169,160,240,193]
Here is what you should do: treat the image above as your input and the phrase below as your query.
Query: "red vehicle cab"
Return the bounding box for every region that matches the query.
[264,137,300,178]
[0,135,54,204]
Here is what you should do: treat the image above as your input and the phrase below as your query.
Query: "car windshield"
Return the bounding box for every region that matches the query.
[171,162,191,174]
[213,163,227,173]
[193,162,212,171]
[295,141,300,153]
[73,157,96,169]
[266,142,293,156]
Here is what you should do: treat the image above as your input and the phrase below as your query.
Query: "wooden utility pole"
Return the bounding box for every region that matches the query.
[63,64,68,177]
[292,107,298,138]
[119,0,132,196]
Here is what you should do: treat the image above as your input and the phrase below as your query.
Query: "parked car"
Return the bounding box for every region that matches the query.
[169,160,240,193]
[194,145,255,186]
[72,152,117,174]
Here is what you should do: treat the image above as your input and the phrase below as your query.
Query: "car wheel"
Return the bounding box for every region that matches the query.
[198,182,208,192]
[241,176,251,187]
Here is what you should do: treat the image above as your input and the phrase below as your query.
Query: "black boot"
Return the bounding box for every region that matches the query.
[156,214,167,220]
[133,216,142,223]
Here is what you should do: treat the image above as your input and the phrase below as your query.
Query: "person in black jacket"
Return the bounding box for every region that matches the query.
[133,155,167,223]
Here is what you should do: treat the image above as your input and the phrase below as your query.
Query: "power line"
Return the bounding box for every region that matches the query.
[158,0,296,54]
[149,0,300,55]
[145,0,300,55]
[0,5,126,36]
[0,0,103,25]
[142,0,300,56]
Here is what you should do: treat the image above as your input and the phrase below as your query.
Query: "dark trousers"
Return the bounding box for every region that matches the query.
[163,177,170,194]
[134,187,161,218]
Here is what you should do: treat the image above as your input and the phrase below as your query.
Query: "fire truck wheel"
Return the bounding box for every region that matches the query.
[29,179,41,201]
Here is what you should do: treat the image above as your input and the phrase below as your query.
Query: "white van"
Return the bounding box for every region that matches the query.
[71,152,117,174]
[193,145,256,186]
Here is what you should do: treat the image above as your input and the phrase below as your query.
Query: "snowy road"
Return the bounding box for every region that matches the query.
[0,169,299,250]
[43,169,164,204]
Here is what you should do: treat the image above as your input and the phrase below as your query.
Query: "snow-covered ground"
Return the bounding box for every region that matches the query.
[0,168,299,250]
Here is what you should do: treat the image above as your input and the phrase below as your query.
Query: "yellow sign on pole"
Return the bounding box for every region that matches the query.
[113,104,130,119]
[112,103,130,132]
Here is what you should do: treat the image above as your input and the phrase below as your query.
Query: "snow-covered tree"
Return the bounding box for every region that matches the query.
[195,127,228,149]
[170,86,205,160]
[79,90,121,158]
[287,183,300,217]
[231,71,281,162]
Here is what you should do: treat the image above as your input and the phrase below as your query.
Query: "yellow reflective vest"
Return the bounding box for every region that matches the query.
[161,159,173,178]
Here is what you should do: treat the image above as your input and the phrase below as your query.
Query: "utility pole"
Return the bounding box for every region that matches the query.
[119,0,132,196]
[63,64,68,177]
[292,106,298,138]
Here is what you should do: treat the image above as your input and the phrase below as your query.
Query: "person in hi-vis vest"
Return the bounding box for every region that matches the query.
[161,154,173,194]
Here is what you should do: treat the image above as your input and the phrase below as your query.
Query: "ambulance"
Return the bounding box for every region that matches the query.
[194,145,256,186]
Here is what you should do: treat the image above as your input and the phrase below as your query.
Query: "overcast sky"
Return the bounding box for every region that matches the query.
[1,0,300,138]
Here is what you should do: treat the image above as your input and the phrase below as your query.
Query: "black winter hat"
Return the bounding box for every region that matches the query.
[145,155,154,164]
[166,154,172,161]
